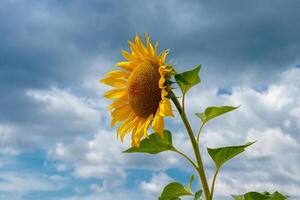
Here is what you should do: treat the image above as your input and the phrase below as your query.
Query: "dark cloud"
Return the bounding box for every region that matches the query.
[1,0,300,136]
[1,0,300,87]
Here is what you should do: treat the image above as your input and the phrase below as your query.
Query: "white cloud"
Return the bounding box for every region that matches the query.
[0,87,104,155]
[47,67,300,199]
[89,183,105,193]
[26,87,102,135]
[246,127,299,158]
[49,129,183,180]
[0,172,67,200]
[214,171,300,199]
[0,124,40,155]
[50,130,126,180]
[56,163,67,172]
[184,67,300,199]
[140,172,172,197]
[60,189,143,200]
[2,65,300,199]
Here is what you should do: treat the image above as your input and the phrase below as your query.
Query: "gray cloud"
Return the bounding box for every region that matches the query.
[2,0,300,125]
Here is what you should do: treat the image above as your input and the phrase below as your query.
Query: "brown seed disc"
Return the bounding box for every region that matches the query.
[127,61,161,118]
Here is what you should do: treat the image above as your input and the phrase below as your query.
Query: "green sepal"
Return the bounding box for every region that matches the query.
[207,141,255,169]
[166,91,177,99]
[175,65,201,95]
[123,130,174,154]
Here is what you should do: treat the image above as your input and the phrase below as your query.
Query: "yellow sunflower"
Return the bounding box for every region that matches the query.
[100,34,174,147]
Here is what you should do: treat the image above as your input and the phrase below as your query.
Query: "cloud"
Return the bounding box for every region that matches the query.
[26,88,101,135]
[183,67,300,199]
[45,67,300,199]
[0,87,103,155]
[60,189,143,200]
[140,172,173,198]
[0,172,67,200]
[214,170,300,199]
[0,124,41,155]
[1,1,300,199]
[1,66,299,199]
[1,0,300,124]
[49,129,182,180]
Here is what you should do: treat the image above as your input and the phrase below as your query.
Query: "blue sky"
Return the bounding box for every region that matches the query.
[0,0,300,199]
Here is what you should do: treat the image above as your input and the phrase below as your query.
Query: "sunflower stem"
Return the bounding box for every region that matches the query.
[170,90,210,200]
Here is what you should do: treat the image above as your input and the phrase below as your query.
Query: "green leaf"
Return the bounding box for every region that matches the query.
[196,106,239,123]
[207,141,255,169]
[269,192,289,200]
[194,190,203,200]
[175,65,201,95]
[159,182,193,200]
[232,191,289,200]
[123,130,174,154]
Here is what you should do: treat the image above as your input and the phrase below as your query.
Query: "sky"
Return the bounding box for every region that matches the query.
[0,0,300,199]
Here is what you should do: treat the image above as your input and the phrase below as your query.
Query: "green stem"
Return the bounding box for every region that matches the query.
[172,148,198,170]
[196,122,205,143]
[182,94,185,113]
[170,91,210,200]
[210,168,219,200]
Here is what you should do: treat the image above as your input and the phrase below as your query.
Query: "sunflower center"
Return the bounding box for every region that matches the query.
[128,61,161,118]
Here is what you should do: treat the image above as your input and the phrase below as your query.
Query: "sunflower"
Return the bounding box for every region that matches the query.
[100,34,174,147]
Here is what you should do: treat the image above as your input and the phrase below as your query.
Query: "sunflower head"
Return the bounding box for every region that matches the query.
[100,34,174,147]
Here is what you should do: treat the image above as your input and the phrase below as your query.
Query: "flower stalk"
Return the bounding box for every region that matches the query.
[170,90,211,200]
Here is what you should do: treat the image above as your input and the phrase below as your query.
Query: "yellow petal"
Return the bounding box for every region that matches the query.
[108,95,128,110]
[128,40,144,59]
[116,62,135,71]
[160,99,174,116]
[143,114,153,137]
[120,116,139,141]
[100,77,127,87]
[111,105,132,126]
[111,112,133,127]
[131,118,146,147]
[104,88,127,99]
[117,113,136,137]
[154,41,158,53]
[133,125,146,146]
[160,50,169,63]
[159,75,166,89]
[135,34,147,55]
[145,33,155,56]
[161,89,168,99]
[106,70,129,79]
[130,118,141,145]
[152,112,164,136]
[122,50,137,62]
[158,65,172,89]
